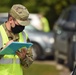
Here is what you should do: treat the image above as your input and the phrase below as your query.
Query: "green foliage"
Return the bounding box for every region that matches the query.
[0,0,10,6]
[23,0,37,12]
[0,0,76,29]
[0,7,9,12]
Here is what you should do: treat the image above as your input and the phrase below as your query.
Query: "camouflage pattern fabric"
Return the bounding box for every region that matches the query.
[10,4,30,26]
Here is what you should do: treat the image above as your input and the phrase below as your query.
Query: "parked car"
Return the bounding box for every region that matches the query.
[53,6,76,71]
[70,66,76,75]
[0,13,55,60]
[25,25,55,60]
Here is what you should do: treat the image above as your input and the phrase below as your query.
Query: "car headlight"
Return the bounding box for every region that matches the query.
[49,38,55,44]
[43,37,54,44]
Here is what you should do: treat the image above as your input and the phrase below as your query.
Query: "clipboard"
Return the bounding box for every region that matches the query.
[0,42,33,55]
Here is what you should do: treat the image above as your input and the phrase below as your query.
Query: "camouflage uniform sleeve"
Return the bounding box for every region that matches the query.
[20,47,33,68]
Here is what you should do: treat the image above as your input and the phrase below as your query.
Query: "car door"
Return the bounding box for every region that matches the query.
[55,28,69,54]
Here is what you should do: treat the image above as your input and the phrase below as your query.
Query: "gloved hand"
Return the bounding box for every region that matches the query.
[16,48,27,59]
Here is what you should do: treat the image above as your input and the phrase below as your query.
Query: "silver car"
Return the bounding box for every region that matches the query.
[25,25,55,60]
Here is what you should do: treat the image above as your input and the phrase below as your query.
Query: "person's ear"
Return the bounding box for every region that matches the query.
[9,17,15,27]
[8,17,13,23]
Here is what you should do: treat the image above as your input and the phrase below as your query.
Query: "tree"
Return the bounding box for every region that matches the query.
[0,0,76,29]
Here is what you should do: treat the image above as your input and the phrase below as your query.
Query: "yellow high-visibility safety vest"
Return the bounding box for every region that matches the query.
[41,17,50,32]
[0,25,28,75]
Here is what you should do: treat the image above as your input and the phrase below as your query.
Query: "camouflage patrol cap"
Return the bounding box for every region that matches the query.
[10,4,30,26]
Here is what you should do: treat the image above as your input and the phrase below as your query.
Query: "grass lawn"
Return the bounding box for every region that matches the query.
[22,62,60,75]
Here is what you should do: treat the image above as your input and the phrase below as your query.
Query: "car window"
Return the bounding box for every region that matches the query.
[25,25,38,32]
[60,9,70,20]
[0,17,7,24]
[60,7,76,22]
[67,9,76,22]
[0,15,7,23]
[29,14,42,30]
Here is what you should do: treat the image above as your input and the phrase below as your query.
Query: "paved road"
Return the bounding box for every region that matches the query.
[56,64,71,75]
[34,60,71,75]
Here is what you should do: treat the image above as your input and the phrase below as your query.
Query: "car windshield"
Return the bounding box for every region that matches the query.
[25,25,39,31]
[0,17,7,24]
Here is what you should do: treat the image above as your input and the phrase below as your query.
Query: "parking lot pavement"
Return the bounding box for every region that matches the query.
[34,60,71,75]
[56,64,71,75]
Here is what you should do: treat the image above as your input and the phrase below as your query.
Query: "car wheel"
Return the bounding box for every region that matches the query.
[32,43,42,60]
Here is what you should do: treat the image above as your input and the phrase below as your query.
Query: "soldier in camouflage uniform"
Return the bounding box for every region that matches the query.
[0,4,33,75]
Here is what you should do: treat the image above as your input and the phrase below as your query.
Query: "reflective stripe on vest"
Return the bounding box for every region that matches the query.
[0,33,3,49]
[0,58,20,64]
